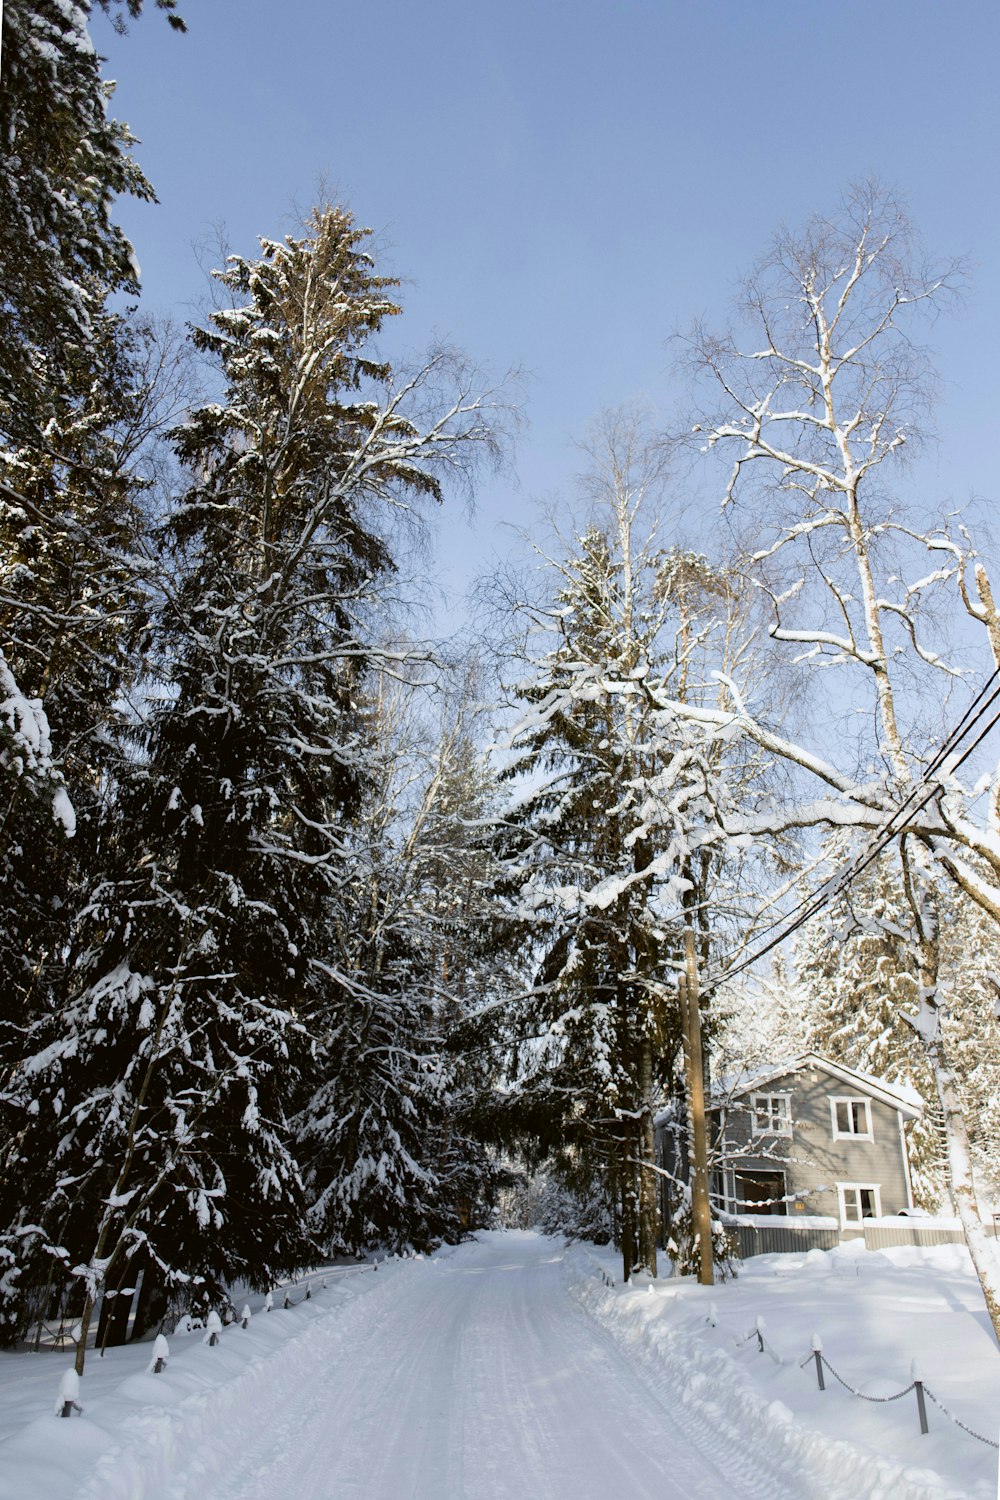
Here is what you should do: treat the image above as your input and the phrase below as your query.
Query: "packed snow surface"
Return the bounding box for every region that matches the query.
[1,1231,997,1498]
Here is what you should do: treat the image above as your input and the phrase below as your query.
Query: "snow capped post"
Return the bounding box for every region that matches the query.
[204,1310,222,1347]
[240,1303,251,1329]
[911,1359,929,1435]
[754,1315,766,1354]
[263,1291,273,1313]
[56,1369,83,1418]
[149,1334,170,1373]
[811,1333,825,1391]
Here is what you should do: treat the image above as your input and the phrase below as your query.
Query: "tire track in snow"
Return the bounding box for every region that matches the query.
[202,1233,771,1500]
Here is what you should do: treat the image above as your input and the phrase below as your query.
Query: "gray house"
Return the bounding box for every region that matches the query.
[710,1052,922,1233]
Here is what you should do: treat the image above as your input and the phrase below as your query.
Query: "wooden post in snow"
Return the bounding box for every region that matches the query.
[681,924,714,1287]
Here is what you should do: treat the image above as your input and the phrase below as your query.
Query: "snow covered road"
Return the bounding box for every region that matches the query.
[189,1231,783,1500]
[5,1231,986,1498]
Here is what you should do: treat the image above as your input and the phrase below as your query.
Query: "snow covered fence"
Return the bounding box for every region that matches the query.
[564,1242,999,1498]
[733,1305,996,1448]
[801,1336,998,1450]
[736,1315,782,1364]
[579,1245,616,1288]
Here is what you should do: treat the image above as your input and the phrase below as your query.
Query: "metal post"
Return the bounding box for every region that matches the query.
[914,1379,929,1434]
[811,1333,825,1390]
[682,925,714,1287]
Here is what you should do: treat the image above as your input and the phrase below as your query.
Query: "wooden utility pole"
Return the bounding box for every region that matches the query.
[681,924,714,1286]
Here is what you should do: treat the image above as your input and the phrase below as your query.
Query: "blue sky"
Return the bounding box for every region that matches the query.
[94,0,1000,621]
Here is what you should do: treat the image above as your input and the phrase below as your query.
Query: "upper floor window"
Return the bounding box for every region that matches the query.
[831,1096,873,1140]
[751,1093,792,1136]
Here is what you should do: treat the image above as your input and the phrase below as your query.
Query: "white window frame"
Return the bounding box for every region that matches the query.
[750,1092,792,1137]
[830,1095,874,1141]
[837,1182,882,1226]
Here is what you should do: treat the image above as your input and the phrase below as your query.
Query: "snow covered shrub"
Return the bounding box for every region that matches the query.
[664,1194,739,1281]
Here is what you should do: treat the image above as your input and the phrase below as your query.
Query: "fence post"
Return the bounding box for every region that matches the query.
[150,1333,170,1373]
[205,1311,222,1346]
[263,1290,273,1312]
[911,1360,929,1435]
[811,1333,825,1391]
[56,1369,83,1418]
[755,1315,765,1354]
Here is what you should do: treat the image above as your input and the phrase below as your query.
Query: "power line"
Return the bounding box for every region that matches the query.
[703,667,1000,994]
[705,669,1000,963]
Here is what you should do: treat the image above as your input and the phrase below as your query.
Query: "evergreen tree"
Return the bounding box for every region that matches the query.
[296,671,504,1252]
[0,0,163,434]
[498,454,735,1280]
[0,0,187,1130]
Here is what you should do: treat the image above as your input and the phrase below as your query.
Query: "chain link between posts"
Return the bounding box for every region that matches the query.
[923,1386,1000,1449]
[600,1262,999,1452]
[797,1349,999,1448]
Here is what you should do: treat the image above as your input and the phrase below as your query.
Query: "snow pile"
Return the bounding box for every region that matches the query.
[565,1241,999,1499]
[0,1264,394,1500]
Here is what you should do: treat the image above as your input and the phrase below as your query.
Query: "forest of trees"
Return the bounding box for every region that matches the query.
[2,0,1000,1358]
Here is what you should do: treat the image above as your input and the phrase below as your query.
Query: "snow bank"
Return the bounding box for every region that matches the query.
[564,1242,999,1499]
[0,1263,396,1500]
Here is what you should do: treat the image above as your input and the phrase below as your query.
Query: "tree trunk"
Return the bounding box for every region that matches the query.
[619,1136,638,1283]
[903,839,1000,1344]
[927,1030,1000,1343]
[636,1034,659,1276]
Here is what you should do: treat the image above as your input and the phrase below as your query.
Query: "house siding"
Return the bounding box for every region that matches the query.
[732,1222,840,1258]
[716,1065,912,1225]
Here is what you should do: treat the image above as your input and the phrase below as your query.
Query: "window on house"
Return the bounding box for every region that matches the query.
[831,1097,873,1140]
[735,1170,787,1215]
[750,1093,792,1136]
[838,1183,881,1223]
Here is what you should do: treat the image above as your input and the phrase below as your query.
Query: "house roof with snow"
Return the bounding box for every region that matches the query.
[711,1052,923,1120]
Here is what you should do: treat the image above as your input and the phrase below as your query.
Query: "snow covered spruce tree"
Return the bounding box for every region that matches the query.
[0,0,145,1011]
[681,183,1000,1334]
[0,2,189,1320]
[0,0,181,435]
[0,208,496,1361]
[497,413,741,1281]
[295,668,504,1253]
[0,315,193,1116]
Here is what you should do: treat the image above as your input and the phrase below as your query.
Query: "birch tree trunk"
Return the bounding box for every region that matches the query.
[902,840,1000,1344]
